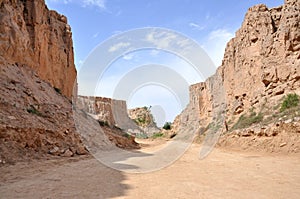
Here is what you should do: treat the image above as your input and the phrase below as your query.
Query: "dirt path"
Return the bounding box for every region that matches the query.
[1,141,300,199]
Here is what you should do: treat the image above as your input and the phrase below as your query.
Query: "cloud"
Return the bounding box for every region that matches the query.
[150,49,159,57]
[205,13,210,20]
[92,32,99,38]
[112,30,123,35]
[145,31,177,49]
[208,29,234,40]
[108,42,131,52]
[201,28,234,67]
[123,54,134,60]
[189,22,205,31]
[82,0,106,9]
[47,0,106,9]
[47,0,71,4]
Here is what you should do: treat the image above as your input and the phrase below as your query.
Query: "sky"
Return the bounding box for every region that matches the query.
[46,0,283,126]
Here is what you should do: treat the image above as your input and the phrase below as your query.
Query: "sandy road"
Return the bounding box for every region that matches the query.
[1,141,300,199]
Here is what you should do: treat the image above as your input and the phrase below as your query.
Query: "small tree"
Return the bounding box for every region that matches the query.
[280,93,299,112]
[163,122,172,130]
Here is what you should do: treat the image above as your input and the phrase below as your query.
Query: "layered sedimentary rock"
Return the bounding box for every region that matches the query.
[174,0,300,134]
[0,0,90,163]
[76,96,142,135]
[128,107,160,136]
[0,0,76,98]
[0,64,89,163]
[222,0,300,117]
[77,96,119,126]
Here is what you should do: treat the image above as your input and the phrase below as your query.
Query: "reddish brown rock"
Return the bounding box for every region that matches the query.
[0,0,76,99]
[174,0,300,134]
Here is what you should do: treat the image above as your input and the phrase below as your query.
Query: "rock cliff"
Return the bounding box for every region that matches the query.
[174,0,300,148]
[222,0,300,117]
[76,96,143,135]
[0,64,88,163]
[0,0,76,98]
[128,107,160,137]
[0,0,90,164]
[75,96,141,148]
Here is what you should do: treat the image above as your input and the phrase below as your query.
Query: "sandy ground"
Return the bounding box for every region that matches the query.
[1,140,300,199]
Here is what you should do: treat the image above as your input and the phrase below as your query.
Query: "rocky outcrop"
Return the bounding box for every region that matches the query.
[174,0,300,143]
[76,96,143,135]
[217,119,300,153]
[0,1,91,164]
[75,96,141,148]
[0,64,88,164]
[0,0,76,99]
[128,107,160,137]
[77,96,119,126]
[222,0,300,118]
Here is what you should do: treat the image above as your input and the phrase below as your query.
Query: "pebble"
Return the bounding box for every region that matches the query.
[280,142,287,147]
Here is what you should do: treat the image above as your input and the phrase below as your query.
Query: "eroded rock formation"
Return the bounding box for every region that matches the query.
[0,64,88,163]
[0,0,89,163]
[0,0,76,98]
[128,107,160,137]
[174,0,300,142]
[76,96,145,135]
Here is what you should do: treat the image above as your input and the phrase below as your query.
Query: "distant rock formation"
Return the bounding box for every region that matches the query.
[76,96,143,135]
[128,107,160,137]
[0,0,76,99]
[174,0,300,142]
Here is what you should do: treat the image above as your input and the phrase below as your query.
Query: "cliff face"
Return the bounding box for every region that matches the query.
[0,64,88,163]
[222,0,300,116]
[174,0,300,134]
[128,107,160,136]
[0,0,76,98]
[0,1,90,163]
[76,96,143,135]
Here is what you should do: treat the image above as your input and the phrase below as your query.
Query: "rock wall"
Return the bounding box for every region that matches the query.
[222,0,300,117]
[0,64,88,163]
[0,0,90,163]
[76,96,142,134]
[174,0,300,133]
[0,0,76,98]
[128,107,160,136]
[77,96,118,126]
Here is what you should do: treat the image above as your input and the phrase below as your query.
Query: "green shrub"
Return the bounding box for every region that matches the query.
[163,122,171,130]
[135,133,148,139]
[280,93,299,112]
[123,133,132,139]
[152,132,164,138]
[231,112,263,130]
[27,105,43,117]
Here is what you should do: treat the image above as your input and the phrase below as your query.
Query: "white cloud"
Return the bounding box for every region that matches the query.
[150,49,159,57]
[205,13,210,20]
[47,0,106,9]
[208,29,234,40]
[112,30,123,35]
[123,54,134,60]
[82,0,106,9]
[92,32,99,38]
[189,22,205,31]
[108,42,131,52]
[145,31,177,49]
[201,28,234,67]
[161,57,203,85]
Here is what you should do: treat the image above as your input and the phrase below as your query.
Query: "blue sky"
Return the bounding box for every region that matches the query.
[46,0,283,125]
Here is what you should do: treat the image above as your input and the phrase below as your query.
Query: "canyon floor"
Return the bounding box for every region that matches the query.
[1,139,300,199]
